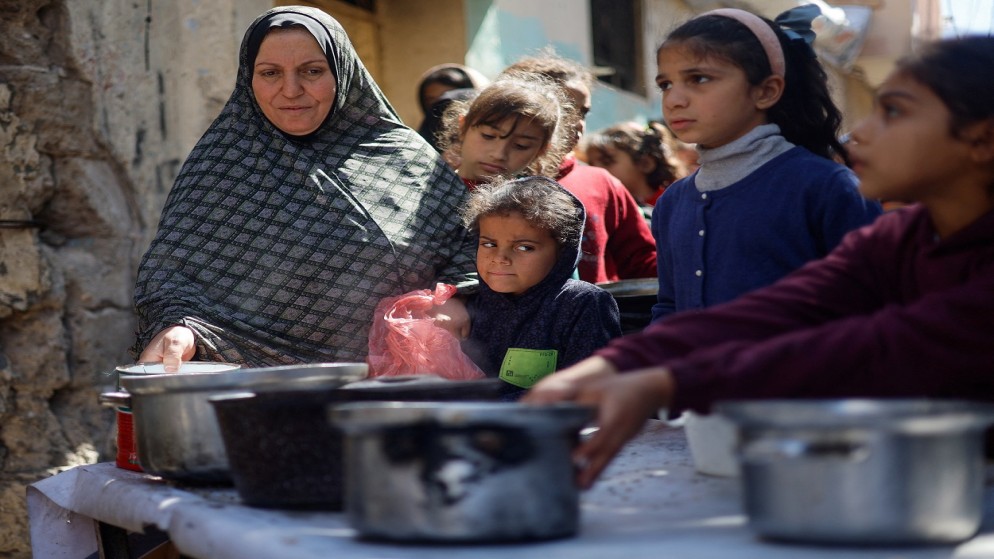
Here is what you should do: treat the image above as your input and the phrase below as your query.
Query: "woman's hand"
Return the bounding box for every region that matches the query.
[523,358,675,488]
[138,326,196,372]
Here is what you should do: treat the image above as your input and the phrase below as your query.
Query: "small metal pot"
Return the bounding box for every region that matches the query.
[110,362,241,472]
[330,401,593,542]
[208,375,503,509]
[99,362,368,483]
[717,399,994,545]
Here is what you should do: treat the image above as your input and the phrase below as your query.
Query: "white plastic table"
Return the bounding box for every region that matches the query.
[27,421,994,558]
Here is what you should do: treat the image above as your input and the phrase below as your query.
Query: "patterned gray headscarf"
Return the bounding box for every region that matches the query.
[133,6,477,366]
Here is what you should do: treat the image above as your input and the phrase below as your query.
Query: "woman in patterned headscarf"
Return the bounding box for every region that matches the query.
[133,6,477,369]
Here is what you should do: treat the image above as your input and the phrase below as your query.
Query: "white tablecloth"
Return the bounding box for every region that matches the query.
[27,421,994,559]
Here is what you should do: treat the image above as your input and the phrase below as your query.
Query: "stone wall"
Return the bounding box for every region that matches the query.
[0,0,266,554]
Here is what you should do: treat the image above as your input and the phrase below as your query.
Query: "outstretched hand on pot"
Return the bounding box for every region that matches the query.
[523,356,675,489]
[138,325,197,373]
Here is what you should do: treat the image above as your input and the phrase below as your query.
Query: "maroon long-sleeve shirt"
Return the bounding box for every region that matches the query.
[598,204,994,415]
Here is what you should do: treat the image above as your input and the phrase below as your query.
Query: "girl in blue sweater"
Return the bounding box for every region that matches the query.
[650,6,881,321]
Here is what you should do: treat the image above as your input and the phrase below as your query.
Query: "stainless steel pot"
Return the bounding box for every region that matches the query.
[330,401,593,542]
[717,399,994,545]
[99,362,368,483]
[110,362,241,472]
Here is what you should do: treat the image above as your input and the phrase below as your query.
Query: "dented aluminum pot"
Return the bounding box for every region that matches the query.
[330,401,593,542]
[718,399,994,545]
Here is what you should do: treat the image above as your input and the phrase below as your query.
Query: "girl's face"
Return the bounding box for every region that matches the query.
[588,145,652,200]
[458,117,549,181]
[476,212,558,296]
[655,45,774,149]
[253,28,337,136]
[847,72,973,204]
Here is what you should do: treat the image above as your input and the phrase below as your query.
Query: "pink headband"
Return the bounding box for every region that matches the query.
[700,8,786,78]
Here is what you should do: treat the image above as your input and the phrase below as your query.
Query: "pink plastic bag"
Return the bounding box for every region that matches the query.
[367,283,485,379]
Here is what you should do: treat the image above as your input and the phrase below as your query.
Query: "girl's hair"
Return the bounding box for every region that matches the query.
[461,176,582,247]
[500,50,593,151]
[439,74,576,179]
[661,12,847,164]
[895,35,994,140]
[584,121,685,188]
[502,48,595,91]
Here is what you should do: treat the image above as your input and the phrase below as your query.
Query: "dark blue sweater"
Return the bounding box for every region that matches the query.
[651,147,881,321]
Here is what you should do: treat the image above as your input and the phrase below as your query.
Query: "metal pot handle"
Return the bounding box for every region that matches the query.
[741,437,869,463]
[99,391,132,408]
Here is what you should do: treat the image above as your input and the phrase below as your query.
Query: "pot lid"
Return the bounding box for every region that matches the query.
[116,362,241,375]
[120,362,368,394]
[330,401,593,433]
[716,399,994,434]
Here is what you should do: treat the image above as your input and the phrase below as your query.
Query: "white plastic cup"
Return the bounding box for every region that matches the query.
[683,411,739,477]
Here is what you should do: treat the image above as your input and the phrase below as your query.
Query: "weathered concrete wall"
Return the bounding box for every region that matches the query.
[0,0,266,554]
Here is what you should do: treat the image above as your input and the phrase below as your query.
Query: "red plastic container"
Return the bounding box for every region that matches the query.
[115,407,143,471]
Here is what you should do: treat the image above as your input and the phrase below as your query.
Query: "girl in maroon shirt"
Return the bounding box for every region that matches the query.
[526,35,994,488]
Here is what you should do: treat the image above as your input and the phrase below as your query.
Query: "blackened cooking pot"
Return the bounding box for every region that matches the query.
[209,375,503,509]
[718,399,994,545]
[99,362,368,483]
[330,401,593,542]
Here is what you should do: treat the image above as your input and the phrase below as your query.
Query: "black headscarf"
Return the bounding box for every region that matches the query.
[244,11,340,139]
[133,6,477,365]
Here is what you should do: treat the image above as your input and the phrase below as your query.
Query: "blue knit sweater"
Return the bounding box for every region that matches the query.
[651,146,881,321]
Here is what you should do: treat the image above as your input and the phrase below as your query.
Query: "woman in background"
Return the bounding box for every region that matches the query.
[416,63,489,148]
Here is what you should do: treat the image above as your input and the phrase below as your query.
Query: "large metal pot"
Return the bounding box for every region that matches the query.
[717,399,994,545]
[99,362,368,483]
[208,375,503,509]
[330,401,593,542]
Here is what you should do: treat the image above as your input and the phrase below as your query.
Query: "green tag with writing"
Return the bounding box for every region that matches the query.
[499,348,558,389]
